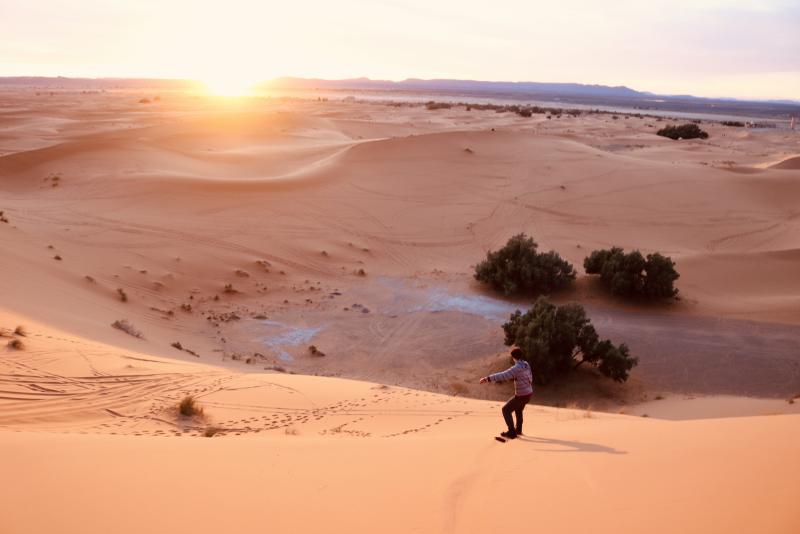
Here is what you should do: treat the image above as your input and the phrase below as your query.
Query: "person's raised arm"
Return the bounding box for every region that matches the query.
[480,366,515,384]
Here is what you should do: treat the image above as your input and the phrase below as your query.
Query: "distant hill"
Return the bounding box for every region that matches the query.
[1,76,797,119]
[263,77,645,98]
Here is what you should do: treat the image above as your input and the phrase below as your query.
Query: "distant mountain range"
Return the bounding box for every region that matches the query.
[261,77,647,98]
[2,76,798,119]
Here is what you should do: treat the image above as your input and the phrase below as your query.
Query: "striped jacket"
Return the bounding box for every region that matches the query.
[488,360,533,396]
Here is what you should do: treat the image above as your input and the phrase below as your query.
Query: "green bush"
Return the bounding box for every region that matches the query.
[475,234,576,296]
[656,123,709,140]
[584,247,679,299]
[502,297,637,384]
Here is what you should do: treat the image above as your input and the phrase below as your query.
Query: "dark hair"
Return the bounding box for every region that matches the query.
[510,348,524,360]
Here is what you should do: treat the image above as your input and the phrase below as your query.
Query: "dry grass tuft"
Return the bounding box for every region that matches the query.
[7,338,23,350]
[223,283,238,294]
[117,288,128,302]
[308,345,326,357]
[171,341,199,357]
[13,325,26,337]
[111,319,142,338]
[179,395,203,417]
[449,381,469,396]
[203,426,221,437]
[53,255,62,261]
[84,275,96,283]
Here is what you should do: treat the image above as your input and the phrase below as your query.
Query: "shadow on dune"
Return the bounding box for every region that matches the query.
[516,435,626,455]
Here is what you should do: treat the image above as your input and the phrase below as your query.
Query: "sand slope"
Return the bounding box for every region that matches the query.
[2,396,798,534]
[1,91,799,533]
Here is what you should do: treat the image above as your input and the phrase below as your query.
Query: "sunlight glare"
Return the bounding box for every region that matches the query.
[202,74,258,97]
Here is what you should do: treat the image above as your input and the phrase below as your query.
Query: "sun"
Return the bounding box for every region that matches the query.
[202,75,258,97]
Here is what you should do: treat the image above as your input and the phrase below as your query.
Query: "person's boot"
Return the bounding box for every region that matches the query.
[500,430,517,439]
[515,427,523,436]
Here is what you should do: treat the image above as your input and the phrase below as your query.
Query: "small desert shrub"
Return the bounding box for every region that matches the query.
[223,283,237,294]
[179,395,202,417]
[7,338,23,350]
[0,211,8,223]
[308,345,325,357]
[449,382,469,396]
[503,297,638,384]
[138,98,151,104]
[111,319,143,338]
[721,121,744,127]
[475,233,576,296]
[53,255,62,261]
[584,247,679,299]
[356,268,366,277]
[84,275,96,283]
[425,101,452,110]
[656,123,709,140]
[117,288,128,302]
[13,325,26,337]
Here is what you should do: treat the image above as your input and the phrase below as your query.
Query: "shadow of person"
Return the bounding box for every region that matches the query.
[516,435,626,455]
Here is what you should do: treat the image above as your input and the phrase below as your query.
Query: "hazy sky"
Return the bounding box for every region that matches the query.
[1,0,798,99]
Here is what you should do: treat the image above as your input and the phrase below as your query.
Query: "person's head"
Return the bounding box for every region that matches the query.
[510,348,524,361]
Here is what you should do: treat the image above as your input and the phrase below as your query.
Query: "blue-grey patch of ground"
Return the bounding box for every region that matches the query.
[254,320,325,361]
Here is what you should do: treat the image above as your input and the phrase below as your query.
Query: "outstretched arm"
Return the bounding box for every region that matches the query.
[480,367,516,384]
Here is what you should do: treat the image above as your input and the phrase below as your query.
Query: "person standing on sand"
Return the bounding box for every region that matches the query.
[480,348,533,440]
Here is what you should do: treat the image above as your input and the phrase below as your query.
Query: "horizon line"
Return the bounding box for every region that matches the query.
[1,74,798,105]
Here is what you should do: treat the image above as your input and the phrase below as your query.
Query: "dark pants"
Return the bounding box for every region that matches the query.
[502,394,532,435]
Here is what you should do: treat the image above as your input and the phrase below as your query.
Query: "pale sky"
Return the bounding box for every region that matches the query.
[1,0,798,100]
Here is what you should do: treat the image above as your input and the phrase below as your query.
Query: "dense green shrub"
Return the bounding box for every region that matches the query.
[502,297,637,384]
[475,234,576,296]
[656,123,709,140]
[584,247,679,299]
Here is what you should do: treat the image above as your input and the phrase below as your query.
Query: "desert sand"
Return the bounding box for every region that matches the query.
[1,89,799,533]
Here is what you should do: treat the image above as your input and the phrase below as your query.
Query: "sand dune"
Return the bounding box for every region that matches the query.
[1,314,798,534]
[769,155,800,170]
[1,91,799,533]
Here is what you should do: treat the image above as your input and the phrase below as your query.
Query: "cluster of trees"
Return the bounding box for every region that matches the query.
[503,297,638,384]
[475,234,679,300]
[656,123,709,140]
[474,234,680,384]
[474,234,576,296]
[584,247,679,299]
